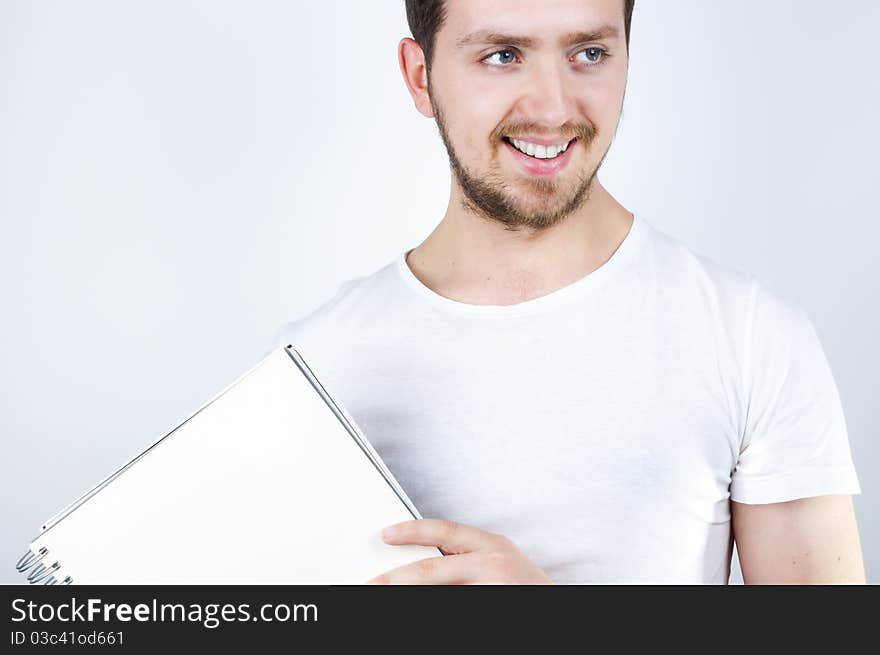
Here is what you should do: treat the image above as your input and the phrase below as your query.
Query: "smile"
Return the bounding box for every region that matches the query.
[503,137,575,160]
[501,136,578,177]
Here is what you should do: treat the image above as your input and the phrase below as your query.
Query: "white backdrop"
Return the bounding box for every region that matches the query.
[2,0,878,583]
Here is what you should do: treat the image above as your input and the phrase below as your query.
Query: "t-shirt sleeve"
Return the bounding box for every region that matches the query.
[729,279,861,505]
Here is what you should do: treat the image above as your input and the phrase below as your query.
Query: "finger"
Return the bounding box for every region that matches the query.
[381,519,498,554]
[366,552,487,585]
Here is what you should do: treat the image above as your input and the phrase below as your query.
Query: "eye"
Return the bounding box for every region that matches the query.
[483,49,518,66]
[574,47,608,65]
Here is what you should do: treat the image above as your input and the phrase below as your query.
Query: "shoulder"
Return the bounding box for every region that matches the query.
[646,220,806,324]
[638,217,758,316]
[637,217,816,373]
[269,257,402,351]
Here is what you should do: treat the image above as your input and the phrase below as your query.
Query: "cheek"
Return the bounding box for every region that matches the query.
[463,92,507,150]
[436,74,504,156]
[578,81,625,136]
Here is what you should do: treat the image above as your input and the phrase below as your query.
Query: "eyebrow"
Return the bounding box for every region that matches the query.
[455,25,620,50]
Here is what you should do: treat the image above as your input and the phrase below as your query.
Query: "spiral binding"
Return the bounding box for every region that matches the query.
[15,548,73,585]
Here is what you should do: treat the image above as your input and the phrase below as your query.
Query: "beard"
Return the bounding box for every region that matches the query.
[431,93,606,233]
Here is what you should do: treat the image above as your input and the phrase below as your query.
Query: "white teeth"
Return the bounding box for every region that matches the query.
[509,138,572,159]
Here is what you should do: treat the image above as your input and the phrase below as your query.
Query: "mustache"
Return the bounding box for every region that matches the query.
[491,120,597,144]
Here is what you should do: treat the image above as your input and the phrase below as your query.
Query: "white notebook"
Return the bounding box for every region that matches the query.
[14,346,439,584]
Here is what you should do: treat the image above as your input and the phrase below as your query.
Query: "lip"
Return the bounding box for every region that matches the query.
[503,137,577,177]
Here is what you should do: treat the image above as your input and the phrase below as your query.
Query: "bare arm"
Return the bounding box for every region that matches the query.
[731,494,865,584]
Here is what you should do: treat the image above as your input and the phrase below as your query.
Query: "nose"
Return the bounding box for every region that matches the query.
[517,58,578,129]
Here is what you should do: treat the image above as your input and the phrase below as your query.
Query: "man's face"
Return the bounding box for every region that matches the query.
[427,0,629,231]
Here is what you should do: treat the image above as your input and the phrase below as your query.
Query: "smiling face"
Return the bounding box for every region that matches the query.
[424,0,630,231]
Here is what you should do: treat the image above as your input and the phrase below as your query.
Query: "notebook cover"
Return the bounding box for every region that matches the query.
[20,347,438,584]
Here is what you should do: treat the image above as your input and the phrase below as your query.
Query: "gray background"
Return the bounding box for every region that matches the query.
[2,1,877,583]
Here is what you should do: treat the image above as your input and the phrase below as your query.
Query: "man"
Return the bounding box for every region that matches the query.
[273,0,865,583]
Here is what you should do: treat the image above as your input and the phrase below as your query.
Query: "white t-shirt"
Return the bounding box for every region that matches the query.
[270,214,861,584]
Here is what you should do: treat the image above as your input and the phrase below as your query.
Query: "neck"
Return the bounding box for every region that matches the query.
[405,178,634,306]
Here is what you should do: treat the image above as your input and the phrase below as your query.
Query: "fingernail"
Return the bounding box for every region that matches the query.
[382,526,398,541]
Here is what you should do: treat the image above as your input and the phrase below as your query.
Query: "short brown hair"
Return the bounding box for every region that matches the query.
[405,0,635,73]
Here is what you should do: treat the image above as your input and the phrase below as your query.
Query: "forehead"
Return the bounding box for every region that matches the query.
[440,0,624,43]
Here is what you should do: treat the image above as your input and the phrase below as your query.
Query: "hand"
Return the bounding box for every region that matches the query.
[366,518,553,585]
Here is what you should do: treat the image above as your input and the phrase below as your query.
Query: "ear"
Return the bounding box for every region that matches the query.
[398,37,434,118]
